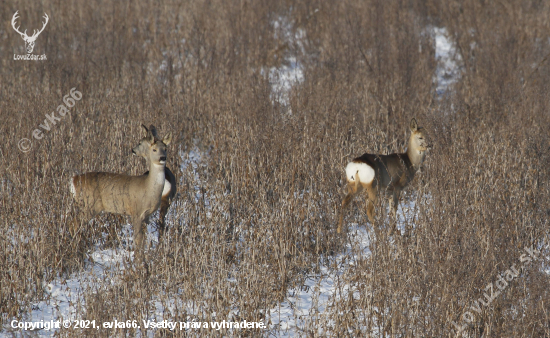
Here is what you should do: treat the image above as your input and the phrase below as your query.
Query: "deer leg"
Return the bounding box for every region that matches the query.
[391,190,401,218]
[388,189,401,236]
[133,216,146,265]
[337,179,362,234]
[73,205,97,236]
[69,205,88,238]
[366,183,377,224]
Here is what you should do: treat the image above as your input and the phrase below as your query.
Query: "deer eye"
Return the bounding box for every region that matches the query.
[153,149,157,152]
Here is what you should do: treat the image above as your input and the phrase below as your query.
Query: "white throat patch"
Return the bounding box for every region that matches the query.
[162,180,171,197]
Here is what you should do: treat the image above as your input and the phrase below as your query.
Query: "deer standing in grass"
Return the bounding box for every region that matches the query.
[70,127,172,263]
[132,124,177,242]
[337,118,429,234]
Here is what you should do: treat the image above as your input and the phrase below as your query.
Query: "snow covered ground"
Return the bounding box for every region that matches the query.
[2,248,131,337]
[269,56,304,107]
[266,24,463,105]
[268,198,420,336]
[268,16,305,109]
[433,27,462,95]
[268,224,370,336]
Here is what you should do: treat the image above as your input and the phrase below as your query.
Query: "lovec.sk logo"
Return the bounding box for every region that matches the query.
[12,11,48,60]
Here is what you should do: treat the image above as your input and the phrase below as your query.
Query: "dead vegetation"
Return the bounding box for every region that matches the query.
[1,0,549,336]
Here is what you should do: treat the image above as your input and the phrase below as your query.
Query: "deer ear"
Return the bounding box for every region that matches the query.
[146,130,155,144]
[162,132,172,146]
[141,124,149,133]
[410,118,418,132]
[149,125,159,138]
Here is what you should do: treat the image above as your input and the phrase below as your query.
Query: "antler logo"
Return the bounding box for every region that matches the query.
[11,11,49,54]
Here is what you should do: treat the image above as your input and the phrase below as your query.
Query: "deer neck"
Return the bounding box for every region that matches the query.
[145,161,166,195]
[406,140,426,170]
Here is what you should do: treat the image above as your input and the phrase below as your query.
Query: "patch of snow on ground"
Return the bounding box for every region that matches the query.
[179,146,208,205]
[268,197,419,336]
[269,57,305,107]
[268,16,305,108]
[433,27,462,95]
[3,247,130,337]
[178,145,216,223]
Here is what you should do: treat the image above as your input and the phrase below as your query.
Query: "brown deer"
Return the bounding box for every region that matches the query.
[132,124,177,242]
[337,118,429,234]
[70,126,172,263]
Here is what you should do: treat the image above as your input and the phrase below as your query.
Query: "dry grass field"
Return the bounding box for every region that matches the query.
[1,0,549,336]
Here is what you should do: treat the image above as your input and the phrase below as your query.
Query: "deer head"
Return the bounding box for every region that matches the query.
[12,11,49,54]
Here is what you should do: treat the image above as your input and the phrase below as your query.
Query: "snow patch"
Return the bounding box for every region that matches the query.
[2,248,131,337]
[267,16,305,109]
[433,27,462,95]
[268,195,424,335]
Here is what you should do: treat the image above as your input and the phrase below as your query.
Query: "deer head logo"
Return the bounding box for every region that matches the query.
[11,11,49,54]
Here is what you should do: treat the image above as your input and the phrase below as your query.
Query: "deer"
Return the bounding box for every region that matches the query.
[11,11,49,54]
[132,124,177,242]
[337,118,429,234]
[70,126,172,264]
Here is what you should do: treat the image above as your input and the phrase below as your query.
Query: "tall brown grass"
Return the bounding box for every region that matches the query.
[1,0,549,336]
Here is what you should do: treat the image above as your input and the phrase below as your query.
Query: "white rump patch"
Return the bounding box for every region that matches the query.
[162,180,171,197]
[345,162,375,184]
